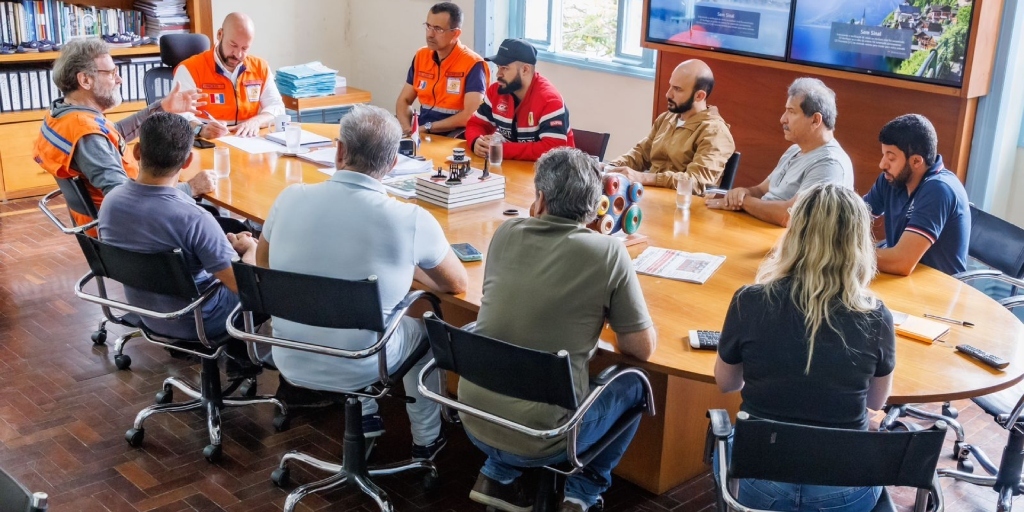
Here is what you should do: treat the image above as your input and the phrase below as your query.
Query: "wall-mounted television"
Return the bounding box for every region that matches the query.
[646,0,795,60]
[788,0,974,87]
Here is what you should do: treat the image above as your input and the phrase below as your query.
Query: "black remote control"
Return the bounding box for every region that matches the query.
[956,344,1009,370]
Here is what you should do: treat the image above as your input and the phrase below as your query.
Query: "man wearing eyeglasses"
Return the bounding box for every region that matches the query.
[34,38,216,228]
[395,2,489,138]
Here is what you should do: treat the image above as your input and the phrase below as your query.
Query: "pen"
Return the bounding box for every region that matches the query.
[923,313,974,327]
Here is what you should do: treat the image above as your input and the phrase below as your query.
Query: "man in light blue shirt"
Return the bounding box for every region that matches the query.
[256,104,468,460]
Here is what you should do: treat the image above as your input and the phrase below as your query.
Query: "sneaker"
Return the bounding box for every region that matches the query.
[411,429,447,460]
[274,374,336,409]
[468,472,533,512]
[362,413,385,438]
[557,500,586,512]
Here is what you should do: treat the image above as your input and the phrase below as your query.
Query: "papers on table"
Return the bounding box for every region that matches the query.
[297,147,337,167]
[382,172,434,199]
[266,129,333,148]
[390,155,434,177]
[218,136,284,154]
[276,61,338,98]
[633,247,726,284]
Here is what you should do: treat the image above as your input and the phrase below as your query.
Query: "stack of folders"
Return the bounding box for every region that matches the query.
[135,0,190,39]
[276,61,338,98]
[0,56,160,113]
[415,173,505,209]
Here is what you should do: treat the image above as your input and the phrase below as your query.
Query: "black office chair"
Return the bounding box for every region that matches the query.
[144,33,210,104]
[708,410,947,512]
[931,205,1024,511]
[573,129,611,161]
[71,233,285,463]
[705,151,741,195]
[416,314,656,512]
[225,261,444,512]
[0,466,47,512]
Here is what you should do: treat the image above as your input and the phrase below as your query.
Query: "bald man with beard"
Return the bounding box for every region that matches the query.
[607,59,735,195]
[172,12,286,138]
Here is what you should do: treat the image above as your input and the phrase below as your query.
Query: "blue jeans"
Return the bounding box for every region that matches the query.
[465,373,645,508]
[713,435,881,512]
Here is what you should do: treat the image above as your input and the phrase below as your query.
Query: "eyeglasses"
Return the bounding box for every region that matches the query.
[423,22,455,34]
[93,68,120,78]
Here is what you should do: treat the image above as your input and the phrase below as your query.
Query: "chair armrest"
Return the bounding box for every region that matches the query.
[75,271,218,321]
[1000,295,1024,310]
[708,409,733,438]
[378,290,442,387]
[38,189,97,234]
[954,269,1024,289]
[704,188,727,197]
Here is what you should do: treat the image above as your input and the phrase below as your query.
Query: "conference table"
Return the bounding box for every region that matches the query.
[180,124,1024,494]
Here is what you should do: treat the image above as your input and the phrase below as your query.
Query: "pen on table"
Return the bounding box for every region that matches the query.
[923,313,974,327]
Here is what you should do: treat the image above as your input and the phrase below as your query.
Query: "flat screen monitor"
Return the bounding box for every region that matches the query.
[646,0,795,60]
[788,0,974,87]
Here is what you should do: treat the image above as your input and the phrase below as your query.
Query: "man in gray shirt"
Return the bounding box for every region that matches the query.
[707,77,854,227]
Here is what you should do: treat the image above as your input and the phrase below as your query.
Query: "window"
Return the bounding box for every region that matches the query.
[509,0,655,78]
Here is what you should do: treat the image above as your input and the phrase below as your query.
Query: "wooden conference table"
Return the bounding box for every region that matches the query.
[180,125,1024,494]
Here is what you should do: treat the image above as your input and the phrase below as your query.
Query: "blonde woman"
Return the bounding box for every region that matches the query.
[714,183,896,512]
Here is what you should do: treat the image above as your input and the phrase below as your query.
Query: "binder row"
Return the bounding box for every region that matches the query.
[0,1,144,47]
[0,57,161,113]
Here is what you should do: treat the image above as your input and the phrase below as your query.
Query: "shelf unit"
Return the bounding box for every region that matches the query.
[0,0,213,201]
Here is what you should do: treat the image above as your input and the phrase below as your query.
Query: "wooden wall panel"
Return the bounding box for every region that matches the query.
[655,52,967,194]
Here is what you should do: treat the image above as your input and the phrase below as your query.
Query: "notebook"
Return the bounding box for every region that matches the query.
[265,129,333,148]
[893,314,950,344]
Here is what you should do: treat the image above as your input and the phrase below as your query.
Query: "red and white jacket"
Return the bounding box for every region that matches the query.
[466,72,575,162]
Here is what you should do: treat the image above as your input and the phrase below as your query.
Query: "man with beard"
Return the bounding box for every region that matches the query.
[466,38,575,162]
[864,114,970,276]
[34,38,216,228]
[708,77,853,227]
[606,59,734,194]
[395,2,489,138]
[173,12,285,138]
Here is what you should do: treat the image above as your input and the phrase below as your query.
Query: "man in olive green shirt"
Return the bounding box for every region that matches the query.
[461,148,658,512]
[608,59,735,195]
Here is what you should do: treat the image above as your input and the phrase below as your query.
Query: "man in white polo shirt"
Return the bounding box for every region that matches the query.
[707,77,853,227]
[256,104,468,460]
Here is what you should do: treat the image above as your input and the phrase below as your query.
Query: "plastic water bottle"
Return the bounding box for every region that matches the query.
[488,133,503,167]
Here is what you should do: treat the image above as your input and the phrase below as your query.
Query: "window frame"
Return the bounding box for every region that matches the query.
[509,0,655,80]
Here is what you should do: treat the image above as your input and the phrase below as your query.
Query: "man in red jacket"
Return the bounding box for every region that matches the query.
[466,39,575,162]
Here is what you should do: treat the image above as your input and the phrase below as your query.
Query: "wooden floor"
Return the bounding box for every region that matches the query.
[0,196,1018,511]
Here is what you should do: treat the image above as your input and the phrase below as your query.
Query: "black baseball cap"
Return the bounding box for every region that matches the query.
[486,38,538,66]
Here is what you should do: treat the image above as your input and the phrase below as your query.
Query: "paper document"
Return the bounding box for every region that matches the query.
[218,136,283,154]
[633,247,726,284]
[297,147,337,167]
[383,172,433,199]
[266,130,333,147]
[389,155,434,177]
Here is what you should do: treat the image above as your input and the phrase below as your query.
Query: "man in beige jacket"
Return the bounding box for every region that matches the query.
[607,59,735,194]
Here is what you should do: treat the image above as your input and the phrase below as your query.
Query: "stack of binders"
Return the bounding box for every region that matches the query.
[415,172,505,209]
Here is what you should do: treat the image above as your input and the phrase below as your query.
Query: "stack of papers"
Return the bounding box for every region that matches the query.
[633,247,725,284]
[297,147,337,167]
[276,62,338,98]
[265,129,333,148]
[415,172,505,208]
[135,0,191,39]
[890,311,950,344]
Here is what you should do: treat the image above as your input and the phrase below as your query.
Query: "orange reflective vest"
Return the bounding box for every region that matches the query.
[177,50,270,124]
[412,42,489,117]
[33,110,138,228]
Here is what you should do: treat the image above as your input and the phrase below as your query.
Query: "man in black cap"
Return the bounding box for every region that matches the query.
[466,38,575,162]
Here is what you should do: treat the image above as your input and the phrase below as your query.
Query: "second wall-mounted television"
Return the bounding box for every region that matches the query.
[646,0,795,60]
[788,0,975,87]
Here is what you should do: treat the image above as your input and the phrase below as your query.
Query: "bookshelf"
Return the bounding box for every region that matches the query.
[0,0,213,200]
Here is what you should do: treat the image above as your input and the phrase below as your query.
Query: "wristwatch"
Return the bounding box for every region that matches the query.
[423,122,433,133]
[193,123,203,137]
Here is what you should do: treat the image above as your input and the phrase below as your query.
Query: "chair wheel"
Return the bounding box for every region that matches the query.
[239,379,257,397]
[114,354,132,370]
[942,402,959,419]
[203,444,222,463]
[423,472,440,494]
[957,459,974,473]
[271,467,290,487]
[91,330,107,345]
[125,428,144,447]
[155,389,173,404]
[273,414,290,432]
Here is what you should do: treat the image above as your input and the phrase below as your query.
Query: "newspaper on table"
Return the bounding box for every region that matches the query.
[633,247,726,284]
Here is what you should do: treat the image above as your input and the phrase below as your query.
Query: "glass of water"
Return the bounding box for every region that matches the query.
[213,147,231,178]
[285,125,302,153]
[487,134,503,167]
[676,175,692,210]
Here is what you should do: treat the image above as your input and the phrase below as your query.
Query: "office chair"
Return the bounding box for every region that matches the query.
[0,466,47,512]
[930,205,1024,511]
[225,261,444,512]
[144,33,210,104]
[705,151,742,196]
[573,129,611,161]
[708,410,947,512]
[71,233,285,463]
[416,314,656,512]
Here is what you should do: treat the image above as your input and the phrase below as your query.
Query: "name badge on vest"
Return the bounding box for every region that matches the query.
[244,82,262,103]
[209,93,226,104]
[446,76,461,94]
[418,80,428,90]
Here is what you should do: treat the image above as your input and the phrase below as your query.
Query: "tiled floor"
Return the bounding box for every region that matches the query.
[0,196,1017,511]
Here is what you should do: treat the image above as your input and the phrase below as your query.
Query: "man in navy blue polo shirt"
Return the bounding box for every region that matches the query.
[864,114,970,276]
